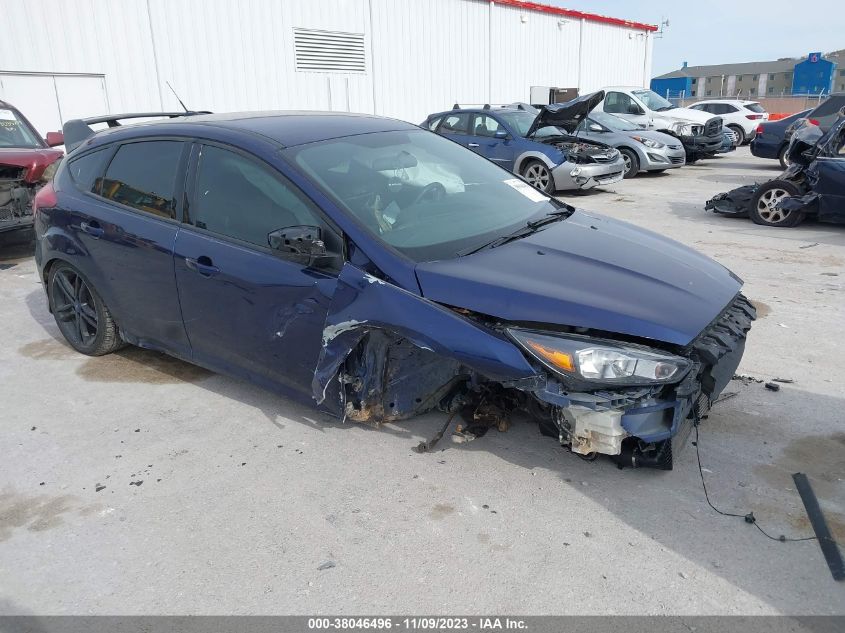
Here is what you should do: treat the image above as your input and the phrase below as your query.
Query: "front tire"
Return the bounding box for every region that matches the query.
[520,160,555,193]
[619,148,640,178]
[48,262,124,356]
[750,180,805,227]
[728,125,745,145]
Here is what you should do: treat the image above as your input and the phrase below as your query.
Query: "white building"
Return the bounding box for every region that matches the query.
[1,0,655,137]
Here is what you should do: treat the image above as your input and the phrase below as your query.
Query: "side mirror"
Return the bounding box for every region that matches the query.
[627,104,644,115]
[46,131,64,147]
[588,123,604,133]
[268,225,329,265]
[494,128,509,139]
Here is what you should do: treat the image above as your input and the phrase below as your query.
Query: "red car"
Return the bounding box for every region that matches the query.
[1,100,64,235]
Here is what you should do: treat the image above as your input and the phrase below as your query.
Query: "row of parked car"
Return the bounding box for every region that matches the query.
[420,87,753,194]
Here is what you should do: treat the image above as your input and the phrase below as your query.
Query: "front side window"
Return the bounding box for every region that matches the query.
[603,91,635,114]
[68,147,112,195]
[101,141,184,219]
[471,115,504,137]
[190,145,322,248]
[286,129,559,262]
[0,107,42,149]
[438,113,470,135]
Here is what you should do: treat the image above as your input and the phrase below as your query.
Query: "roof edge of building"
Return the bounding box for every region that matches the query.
[491,0,658,32]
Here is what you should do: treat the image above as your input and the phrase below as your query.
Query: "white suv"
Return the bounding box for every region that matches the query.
[689,100,768,144]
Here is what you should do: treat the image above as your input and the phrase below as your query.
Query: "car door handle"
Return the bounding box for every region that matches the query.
[467,143,480,148]
[185,256,220,277]
[80,220,104,238]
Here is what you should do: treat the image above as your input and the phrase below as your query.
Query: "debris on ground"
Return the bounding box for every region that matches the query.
[129,480,143,486]
[799,243,819,249]
[773,377,794,384]
[715,391,739,404]
[95,484,106,492]
[317,560,336,571]
[765,382,781,392]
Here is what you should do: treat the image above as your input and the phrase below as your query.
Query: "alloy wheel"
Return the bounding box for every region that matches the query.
[52,268,99,346]
[756,188,793,224]
[524,163,550,190]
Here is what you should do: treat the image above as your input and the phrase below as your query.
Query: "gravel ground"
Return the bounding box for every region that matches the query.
[1,146,843,615]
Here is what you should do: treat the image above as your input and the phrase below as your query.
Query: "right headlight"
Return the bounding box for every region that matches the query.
[632,135,665,149]
[507,329,692,386]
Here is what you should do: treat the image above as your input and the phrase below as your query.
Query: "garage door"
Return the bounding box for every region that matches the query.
[0,73,109,139]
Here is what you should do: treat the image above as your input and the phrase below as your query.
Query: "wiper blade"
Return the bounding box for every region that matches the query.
[457,208,572,256]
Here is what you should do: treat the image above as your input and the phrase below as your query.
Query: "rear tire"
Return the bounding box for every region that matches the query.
[777,144,790,170]
[749,180,805,228]
[728,125,745,145]
[48,262,124,356]
[619,148,639,178]
[520,160,555,193]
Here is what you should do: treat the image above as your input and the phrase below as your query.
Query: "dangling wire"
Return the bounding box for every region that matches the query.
[694,423,819,543]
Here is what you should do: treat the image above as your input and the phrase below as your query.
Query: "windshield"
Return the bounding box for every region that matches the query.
[495,110,565,138]
[285,129,560,262]
[587,111,640,131]
[0,108,43,149]
[632,90,675,112]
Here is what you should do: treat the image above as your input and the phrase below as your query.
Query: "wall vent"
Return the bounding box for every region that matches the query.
[294,28,366,73]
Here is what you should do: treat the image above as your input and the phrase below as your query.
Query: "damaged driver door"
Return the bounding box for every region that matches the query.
[173,142,343,398]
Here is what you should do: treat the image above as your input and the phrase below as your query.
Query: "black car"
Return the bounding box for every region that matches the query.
[750,109,811,169]
[707,112,845,227]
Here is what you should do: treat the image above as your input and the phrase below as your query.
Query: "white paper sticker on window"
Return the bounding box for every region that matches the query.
[503,178,550,203]
[0,109,17,121]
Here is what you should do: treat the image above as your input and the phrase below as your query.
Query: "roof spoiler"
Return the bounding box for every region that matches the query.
[62,111,211,152]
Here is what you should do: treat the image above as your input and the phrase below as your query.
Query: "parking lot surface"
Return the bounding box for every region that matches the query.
[1,147,843,615]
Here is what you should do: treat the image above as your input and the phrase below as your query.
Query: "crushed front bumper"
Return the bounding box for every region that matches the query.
[641,144,686,171]
[532,294,756,468]
[680,132,723,159]
[552,157,625,190]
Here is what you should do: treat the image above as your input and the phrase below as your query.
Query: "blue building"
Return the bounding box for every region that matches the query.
[652,50,843,99]
[792,53,837,95]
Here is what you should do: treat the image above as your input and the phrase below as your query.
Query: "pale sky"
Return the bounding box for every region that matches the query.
[549,1,844,76]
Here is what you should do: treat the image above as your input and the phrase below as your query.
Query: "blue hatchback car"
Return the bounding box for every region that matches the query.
[423,92,626,193]
[34,109,753,469]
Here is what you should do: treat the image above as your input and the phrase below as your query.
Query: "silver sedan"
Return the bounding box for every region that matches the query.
[575,111,686,178]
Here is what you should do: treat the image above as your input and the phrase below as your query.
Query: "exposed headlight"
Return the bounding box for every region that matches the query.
[669,121,700,136]
[507,329,692,386]
[569,167,582,176]
[40,160,60,183]
[632,135,665,149]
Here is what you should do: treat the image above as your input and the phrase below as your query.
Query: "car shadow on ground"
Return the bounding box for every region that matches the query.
[0,228,35,265]
[19,282,845,613]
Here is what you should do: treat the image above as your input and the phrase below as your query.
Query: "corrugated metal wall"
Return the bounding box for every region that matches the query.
[0,0,653,130]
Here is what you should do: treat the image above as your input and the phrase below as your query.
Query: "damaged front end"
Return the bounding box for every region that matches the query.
[0,154,62,235]
[313,265,755,471]
[0,165,36,233]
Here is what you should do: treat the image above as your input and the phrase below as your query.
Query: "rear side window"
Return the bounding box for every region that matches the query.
[101,141,184,219]
[68,147,112,194]
[744,103,765,113]
[439,113,470,135]
[426,116,443,131]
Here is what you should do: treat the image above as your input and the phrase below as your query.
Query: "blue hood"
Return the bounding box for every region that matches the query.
[414,211,743,346]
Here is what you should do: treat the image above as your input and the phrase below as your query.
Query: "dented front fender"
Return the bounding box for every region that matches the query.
[312,264,538,410]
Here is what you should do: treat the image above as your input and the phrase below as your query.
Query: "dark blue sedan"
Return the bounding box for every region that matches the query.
[33,110,753,469]
[750,109,811,168]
